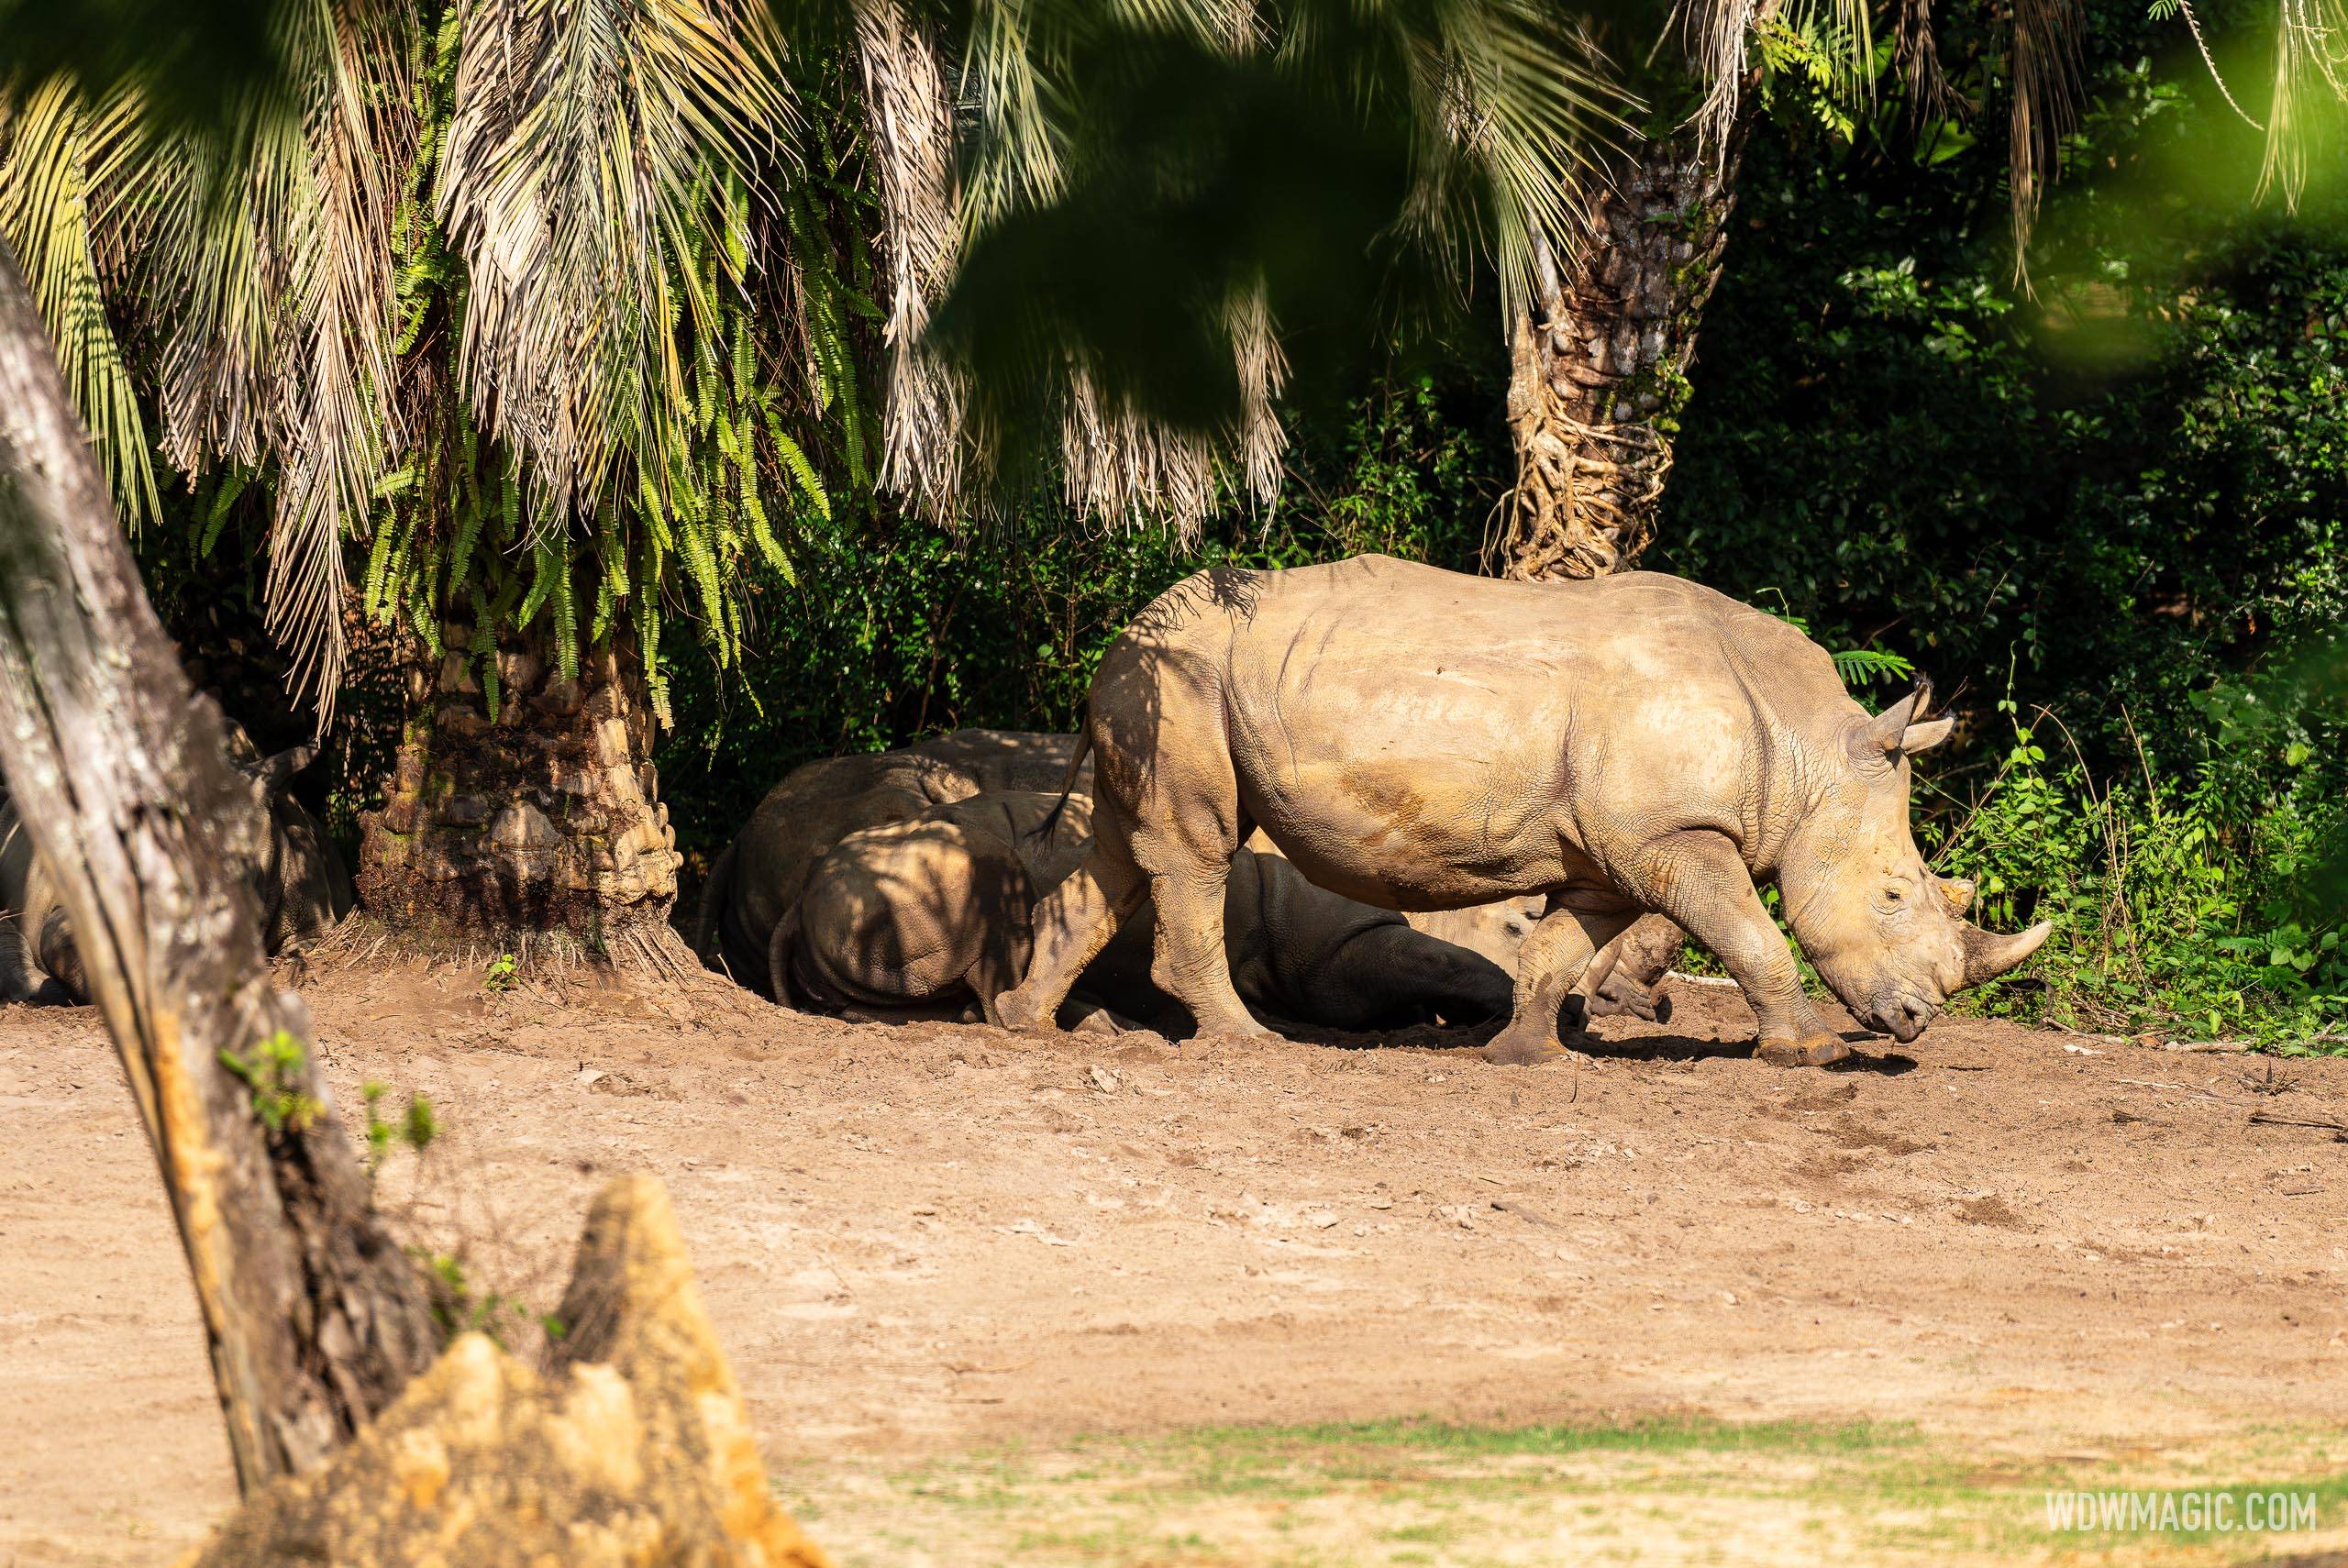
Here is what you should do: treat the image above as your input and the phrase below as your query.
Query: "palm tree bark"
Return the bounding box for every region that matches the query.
[357,623,684,960]
[0,239,439,1492]
[1496,125,1749,580]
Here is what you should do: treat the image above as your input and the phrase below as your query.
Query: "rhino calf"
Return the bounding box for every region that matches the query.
[0,738,350,1006]
[993,557,2049,1066]
[775,791,1512,1031]
[693,730,1091,994]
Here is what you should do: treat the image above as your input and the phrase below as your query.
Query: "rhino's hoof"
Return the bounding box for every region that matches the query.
[1481,1032,1575,1066]
[1755,1032,1852,1068]
[987,984,1055,1033]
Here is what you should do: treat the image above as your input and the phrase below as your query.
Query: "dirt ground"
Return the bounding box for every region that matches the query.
[2,964,2343,1565]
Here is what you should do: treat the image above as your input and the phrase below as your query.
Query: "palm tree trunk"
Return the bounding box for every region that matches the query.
[1496,126,1748,580]
[0,240,439,1492]
[357,621,684,959]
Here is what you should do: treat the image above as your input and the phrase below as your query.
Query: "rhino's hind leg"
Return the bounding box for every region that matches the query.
[1482,898,1638,1066]
[1141,856,1268,1040]
[989,833,1148,1032]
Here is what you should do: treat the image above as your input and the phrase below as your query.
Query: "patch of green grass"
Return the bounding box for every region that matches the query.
[777,1413,2348,1568]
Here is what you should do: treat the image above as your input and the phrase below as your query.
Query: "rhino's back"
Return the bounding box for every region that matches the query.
[1125,557,1848,908]
[907,730,1091,796]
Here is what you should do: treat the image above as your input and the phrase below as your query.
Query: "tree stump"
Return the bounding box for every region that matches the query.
[189,1176,834,1568]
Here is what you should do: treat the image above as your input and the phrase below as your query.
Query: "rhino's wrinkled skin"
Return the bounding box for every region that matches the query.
[778,791,1513,1032]
[992,557,2050,1067]
[694,730,1090,994]
[0,741,351,1005]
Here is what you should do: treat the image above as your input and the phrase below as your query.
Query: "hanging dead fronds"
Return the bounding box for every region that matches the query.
[436,0,795,523]
[853,0,965,521]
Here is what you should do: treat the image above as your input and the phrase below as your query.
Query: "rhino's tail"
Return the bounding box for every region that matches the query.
[765,897,808,1007]
[766,898,858,1012]
[691,841,738,974]
[1027,731,1092,847]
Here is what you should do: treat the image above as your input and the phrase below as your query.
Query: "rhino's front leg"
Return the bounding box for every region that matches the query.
[1627,832,1846,1066]
[1481,896,1639,1066]
[990,836,1147,1031]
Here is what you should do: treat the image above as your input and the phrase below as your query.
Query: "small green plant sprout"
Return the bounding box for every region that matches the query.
[419,1252,551,1350]
[483,952,519,991]
[1831,646,1917,687]
[360,1080,441,1174]
[216,1031,325,1134]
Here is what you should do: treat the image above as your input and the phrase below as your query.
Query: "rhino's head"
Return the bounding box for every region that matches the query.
[225,738,354,948]
[1779,686,2051,1043]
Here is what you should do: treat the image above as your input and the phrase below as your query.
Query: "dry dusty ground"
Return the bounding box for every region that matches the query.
[2,963,2344,1565]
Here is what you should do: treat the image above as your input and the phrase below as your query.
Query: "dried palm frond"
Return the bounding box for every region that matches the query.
[0,75,158,526]
[1892,0,1956,127]
[2008,0,2083,285]
[437,0,797,526]
[857,0,1616,534]
[1677,0,1870,154]
[853,0,964,520]
[2259,0,2348,203]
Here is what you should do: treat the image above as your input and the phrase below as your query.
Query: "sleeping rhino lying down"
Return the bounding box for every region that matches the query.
[693,730,1091,994]
[1408,902,1684,1024]
[773,791,1514,1032]
[0,735,352,1004]
[992,556,2050,1067]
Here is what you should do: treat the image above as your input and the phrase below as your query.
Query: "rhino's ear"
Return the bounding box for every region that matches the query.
[1851,687,1922,762]
[1900,716,1955,755]
[246,744,318,801]
[1850,680,1948,763]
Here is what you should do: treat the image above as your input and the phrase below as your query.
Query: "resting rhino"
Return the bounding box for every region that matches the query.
[992,557,2050,1067]
[693,730,1091,994]
[1,738,352,1005]
[1407,903,1683,1024]
[777,791,1513,1031]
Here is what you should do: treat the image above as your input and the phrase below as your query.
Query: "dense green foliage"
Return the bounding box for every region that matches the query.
[1656,0,2348,1044]
[658,0,2344,1048]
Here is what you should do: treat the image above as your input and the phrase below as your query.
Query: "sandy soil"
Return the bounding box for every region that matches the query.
[2,966,2342,1564]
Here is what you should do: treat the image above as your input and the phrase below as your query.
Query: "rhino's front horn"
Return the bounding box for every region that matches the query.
[1959,920,2053,987]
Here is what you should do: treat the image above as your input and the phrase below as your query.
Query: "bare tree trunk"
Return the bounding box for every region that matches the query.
[356,619,684,963]
[0,240,439,1492]
[1495,126,1748,580]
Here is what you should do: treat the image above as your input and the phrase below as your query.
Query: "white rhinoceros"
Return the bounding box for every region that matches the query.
[991,557,2048,1067]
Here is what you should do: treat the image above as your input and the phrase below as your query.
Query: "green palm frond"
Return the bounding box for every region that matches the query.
[267,0,417,704]
[115,0,420,715]
[436,0,796,523]
[0,76,160,526]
